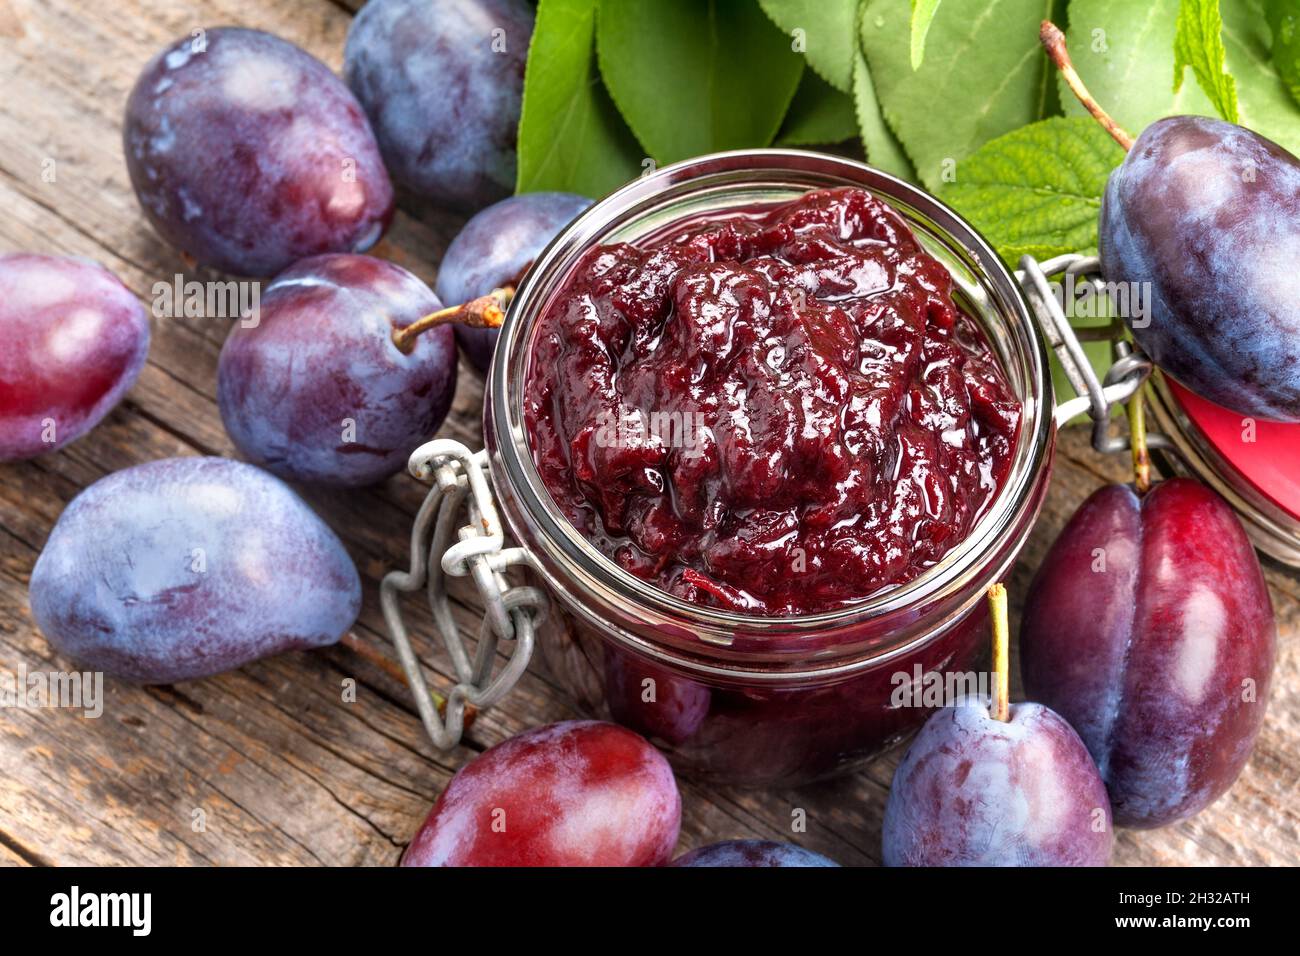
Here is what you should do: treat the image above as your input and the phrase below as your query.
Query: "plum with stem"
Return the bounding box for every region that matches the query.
[436,192,593,372]
[217,254,462,487]
[1043,20,1300,422]
[882,585,1114,866]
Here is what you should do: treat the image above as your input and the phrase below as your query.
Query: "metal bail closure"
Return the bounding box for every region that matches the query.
[1017,253,1170,455]
[380,439,546,751]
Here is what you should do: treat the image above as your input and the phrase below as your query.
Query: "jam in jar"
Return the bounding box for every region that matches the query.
[485,152,1053,786]
[524,187,1021,615]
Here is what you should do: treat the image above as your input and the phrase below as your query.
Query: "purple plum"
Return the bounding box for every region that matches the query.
[672,840,840,867]
[1020,478,1276,828]
[125,28,394,276]
[435,192,593,371]
[1101,115,1300,421]
[402,721,681,867]
[882,701,1114,866]
[29,457,361,683]
[344,0,534,211]
[217,254,457,487]
[1,254,150,461]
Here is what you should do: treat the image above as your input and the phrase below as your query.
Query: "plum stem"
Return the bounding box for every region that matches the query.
[392,286,514,354]
[1128,383,1152,494]
[988,583,1010,722]
[339,631,475,728]
[1040,21,1134,152]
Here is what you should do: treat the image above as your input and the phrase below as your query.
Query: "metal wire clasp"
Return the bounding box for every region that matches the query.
[380,440,546,751]
[1017,254,1169,455]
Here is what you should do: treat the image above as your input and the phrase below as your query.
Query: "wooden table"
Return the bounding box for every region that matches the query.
[1,0,1296,868]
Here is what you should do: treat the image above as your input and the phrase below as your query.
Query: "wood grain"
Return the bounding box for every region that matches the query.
[1,0,1296,867]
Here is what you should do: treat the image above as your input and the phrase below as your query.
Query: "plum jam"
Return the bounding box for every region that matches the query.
[484,152,1053,786]
[523,187,1021,615]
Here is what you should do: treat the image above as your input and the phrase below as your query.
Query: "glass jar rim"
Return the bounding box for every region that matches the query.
[487,149,1054,644]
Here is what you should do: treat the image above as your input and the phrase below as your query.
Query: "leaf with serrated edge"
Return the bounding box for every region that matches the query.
[860,0,1063,191]
[516,0,644,196]
[1173,0,1239,122]
[1061,0,1300,154]
[941,116,1125,266]
[597,0,804,164]
[777,72,857,145]
[759,0,859,92]
[943,117,1125,412]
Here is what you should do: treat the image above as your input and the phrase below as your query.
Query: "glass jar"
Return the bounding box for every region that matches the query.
[476,150,1058,786]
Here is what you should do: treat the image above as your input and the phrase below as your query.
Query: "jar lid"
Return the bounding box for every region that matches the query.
[1168,377,1300,521]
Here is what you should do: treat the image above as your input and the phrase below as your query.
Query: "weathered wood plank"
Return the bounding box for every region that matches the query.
[0,0,1296,867]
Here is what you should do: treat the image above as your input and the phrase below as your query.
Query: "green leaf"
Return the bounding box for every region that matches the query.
[1267,0,1300,108]
[1060,0,1300,155]
[596,0,805,164]
[943,116,1125,411]
[1173,0,1240,122]
[910,0,942,69]
[758,0,859,91]
[941,117,1126,266]
[859,0,1065,191]
[516,0,645,196]
[851,11,916,179]
[776,72,858,145]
